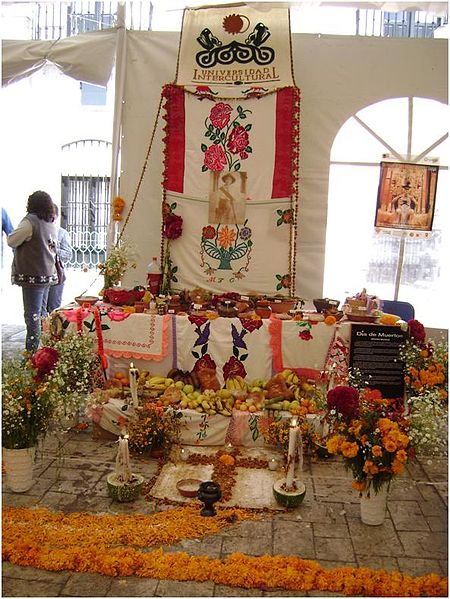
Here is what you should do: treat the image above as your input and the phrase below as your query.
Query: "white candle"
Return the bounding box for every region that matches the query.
[297,429,303,476]
[286,417,298,488]
[268,458,278,471]
[115,435,132,484]
[180,448,189,461]
[129,362,139,408]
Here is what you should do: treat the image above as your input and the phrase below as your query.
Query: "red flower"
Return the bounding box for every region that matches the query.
[202,226,216,240]
[227,125,249,154]
[32,347,60,380]
[408,319,426,345]
[209,102,232,129]
[299,330,312,341]
[240,318,263,332]
[327,386,360,420]
[193,354,217,372]
[164,213,183,240]
[188,315,208,327]
[204,144,227,171]
[223,356,246,380]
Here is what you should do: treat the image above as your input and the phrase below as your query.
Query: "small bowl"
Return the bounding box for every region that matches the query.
[75,295,99,306]
[176,478,202,498]
[268,297,298,314]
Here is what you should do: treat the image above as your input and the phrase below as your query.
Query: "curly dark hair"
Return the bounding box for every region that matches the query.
[26,191,54,222]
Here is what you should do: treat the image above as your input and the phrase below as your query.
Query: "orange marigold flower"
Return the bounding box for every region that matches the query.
[324,315,336,326]
[218,226,236,249]
[341,441,359,458]
[395,449,408,463]
[371,445,383,458]
[352,480,367,492]
[326,435,344,454]
[391,458,404,474]
[383,438,397,452]
[219,454,235,466]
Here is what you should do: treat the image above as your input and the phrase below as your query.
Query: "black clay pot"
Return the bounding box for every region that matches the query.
[197,480,222,516]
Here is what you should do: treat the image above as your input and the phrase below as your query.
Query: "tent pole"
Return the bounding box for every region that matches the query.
[108,1,127,249]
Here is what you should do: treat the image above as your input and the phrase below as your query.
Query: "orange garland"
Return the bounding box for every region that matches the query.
[2,507,447,596]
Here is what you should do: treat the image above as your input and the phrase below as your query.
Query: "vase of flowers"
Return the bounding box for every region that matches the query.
[2,335,96,492]
[127,403,183,457]
[98,239,138,295]
[325,385,411,525]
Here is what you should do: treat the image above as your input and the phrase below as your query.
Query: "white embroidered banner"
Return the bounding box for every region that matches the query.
[176,5,294,90]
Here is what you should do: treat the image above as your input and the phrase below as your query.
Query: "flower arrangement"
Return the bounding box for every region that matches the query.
[2,333,96,449]
[400,320,448,403]
[127,404,183,453]
[98,239,138,290]
[407,392,448,457]
[326,386,411,495]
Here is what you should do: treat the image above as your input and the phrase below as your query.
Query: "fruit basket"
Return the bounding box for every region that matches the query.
[103,287,145,306]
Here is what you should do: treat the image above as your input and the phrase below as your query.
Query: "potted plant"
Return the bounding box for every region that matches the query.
[2,333,96,492]
[127,403,183,458]
[325,385,411,525]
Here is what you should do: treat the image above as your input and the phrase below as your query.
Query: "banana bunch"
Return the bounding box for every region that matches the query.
[225,375,248,392]
[180,388,235,416]
[279,368,300,386]
[142,375,174,397]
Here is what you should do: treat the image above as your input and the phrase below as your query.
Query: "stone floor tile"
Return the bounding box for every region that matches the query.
[312,477,359,504]
[314,537,355,562]
[2,577,63,597]
[415,456,448,481]
[36,490,94,512]
[272,520,314,558]
[318,559,358,570]
[155,579,215,596]
[214,584,263,596]
[221,519,272,538]
[163,535,223,558]
[2,492,42,508]
[417,481,447,503]
[387,500,430,531]
[312,522,349,538]
[396,557,444,577]
[309,461,352,479]
[405,458,428,481]
[2,563,71,584]
[276,501,346,524]
[398,531,448,560]
[355,555,399,572]
[439,559,448,576]
[107,577,159,596]
[424,514,448,532]
[388,479,422,501]
[222,534,272,557]
[348,519,404,557]
[307,591,344,597]
[60,572,113,596]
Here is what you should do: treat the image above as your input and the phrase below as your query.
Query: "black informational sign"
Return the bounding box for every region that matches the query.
[349,324,407,398]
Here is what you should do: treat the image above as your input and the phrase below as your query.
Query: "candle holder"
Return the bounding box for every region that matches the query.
[197,481,221,516]
[180,448,189,462]
[273,479,306,508]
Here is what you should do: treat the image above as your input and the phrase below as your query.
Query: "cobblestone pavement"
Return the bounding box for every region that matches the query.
[2,325,448,597]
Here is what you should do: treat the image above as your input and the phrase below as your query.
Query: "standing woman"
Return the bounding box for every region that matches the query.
[47,203,73,313]
[7,190,58,353]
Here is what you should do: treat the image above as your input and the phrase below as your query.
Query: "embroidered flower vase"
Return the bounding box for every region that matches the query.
[360,484,389,525]
[2,447,36,492]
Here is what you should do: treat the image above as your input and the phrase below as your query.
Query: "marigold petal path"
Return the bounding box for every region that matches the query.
[2,506,447,597]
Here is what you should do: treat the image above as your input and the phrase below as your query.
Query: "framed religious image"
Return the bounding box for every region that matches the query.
[208,171,248,224]
[374,161,439,231]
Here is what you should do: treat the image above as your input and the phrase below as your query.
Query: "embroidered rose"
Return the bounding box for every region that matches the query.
[227,125,249,154]
[203,144,227,171]
[210,102,232,129]
[193,354,217,372]
[202,225,216,240]
[188,315,208,327]
[223,356,246,380]
[240,318,263,332]
[299,330,313,341]
[164,213,183,240]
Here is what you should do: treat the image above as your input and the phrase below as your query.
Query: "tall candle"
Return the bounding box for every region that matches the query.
[129,362,139,408]
[286,417,298,488]
[115,435,132,484]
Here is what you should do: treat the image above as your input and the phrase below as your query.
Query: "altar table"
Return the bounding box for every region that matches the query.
[54,307,351,384]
